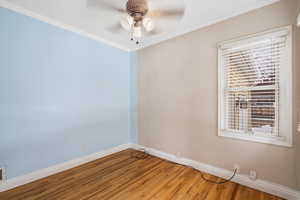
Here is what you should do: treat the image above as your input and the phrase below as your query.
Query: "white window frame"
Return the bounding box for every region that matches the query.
[218,26,292,147]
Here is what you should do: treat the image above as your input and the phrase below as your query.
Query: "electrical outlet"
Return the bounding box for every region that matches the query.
[0,168,2,181]
[0,167,5,182]
[234,164,240,174]
[249,170,257,180]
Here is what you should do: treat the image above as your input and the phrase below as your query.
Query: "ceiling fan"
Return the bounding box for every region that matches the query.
[87,0,185,44]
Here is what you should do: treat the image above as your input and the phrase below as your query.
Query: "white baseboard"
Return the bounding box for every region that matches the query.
[1,143,299,200]
[130,144,300,200]
[0,143,131,192]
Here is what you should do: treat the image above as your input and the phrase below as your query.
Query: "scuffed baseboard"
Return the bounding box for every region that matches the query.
[0,143,131,192]
[130,144,300,200]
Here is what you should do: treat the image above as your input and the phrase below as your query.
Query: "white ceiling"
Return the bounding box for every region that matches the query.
[0,0,279,51]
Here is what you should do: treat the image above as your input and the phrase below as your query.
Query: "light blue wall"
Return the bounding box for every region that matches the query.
[0,8,136,179]
[130,53,139,144]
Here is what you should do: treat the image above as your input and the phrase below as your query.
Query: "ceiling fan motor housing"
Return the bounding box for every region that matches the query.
[126,0,149,18]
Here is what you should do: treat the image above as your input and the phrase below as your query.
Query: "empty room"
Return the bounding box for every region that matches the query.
[0,0,300,199]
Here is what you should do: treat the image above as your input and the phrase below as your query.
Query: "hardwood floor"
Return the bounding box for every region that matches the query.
[0,149,284,200]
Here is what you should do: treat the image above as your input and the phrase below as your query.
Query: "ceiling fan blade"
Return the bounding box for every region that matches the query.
[86,0,126,13]
[147,8,185,19]
[142,26,162,36]
[106,23,124,33]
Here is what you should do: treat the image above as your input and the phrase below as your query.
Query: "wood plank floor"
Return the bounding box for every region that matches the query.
[0,149,284,200]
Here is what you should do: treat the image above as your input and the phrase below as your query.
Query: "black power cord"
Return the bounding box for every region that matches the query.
[131,148,150,160]
[131,148,238,185]
[200,168,238,184]
[182,164,238,185]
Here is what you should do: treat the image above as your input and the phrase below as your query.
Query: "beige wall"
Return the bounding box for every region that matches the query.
[137,0,299,189]
[296,0,300,189]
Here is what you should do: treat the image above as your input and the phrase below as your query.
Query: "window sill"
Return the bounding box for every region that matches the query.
[219,130,292,147]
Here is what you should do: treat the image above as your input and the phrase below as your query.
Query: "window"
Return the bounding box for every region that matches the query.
[218,26,292,147]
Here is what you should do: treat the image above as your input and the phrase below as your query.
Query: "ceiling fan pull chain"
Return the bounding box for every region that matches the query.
[130,26,134,41]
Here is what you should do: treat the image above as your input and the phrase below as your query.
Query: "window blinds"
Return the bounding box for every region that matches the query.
[220,33,288,136]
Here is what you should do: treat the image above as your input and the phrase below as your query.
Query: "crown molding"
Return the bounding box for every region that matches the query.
[0,0,131,52]
[0,0,281,52]
[132,0,280,51]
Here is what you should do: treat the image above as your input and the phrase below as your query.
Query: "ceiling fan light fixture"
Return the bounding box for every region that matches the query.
[120,15,134,30]
[102,0,185,40]
[133,26,142,38]
[143,18,154,32]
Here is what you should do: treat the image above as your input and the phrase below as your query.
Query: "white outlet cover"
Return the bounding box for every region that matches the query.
[249,170,257,180]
